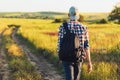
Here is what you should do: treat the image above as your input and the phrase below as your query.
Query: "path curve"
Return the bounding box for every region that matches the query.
[12,27,64,80]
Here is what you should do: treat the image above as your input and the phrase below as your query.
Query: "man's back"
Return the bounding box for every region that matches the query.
[58,20,88,52]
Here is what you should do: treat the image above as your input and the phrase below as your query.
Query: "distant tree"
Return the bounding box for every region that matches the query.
[98,19,108,24]
[54,19,62,23]
[78,14,84,22]
[108,2,120,23]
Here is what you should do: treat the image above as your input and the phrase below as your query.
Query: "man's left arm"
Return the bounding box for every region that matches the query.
[84,27,92,73]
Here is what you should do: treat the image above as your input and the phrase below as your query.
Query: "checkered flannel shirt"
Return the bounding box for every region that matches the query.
[57,21,89,52]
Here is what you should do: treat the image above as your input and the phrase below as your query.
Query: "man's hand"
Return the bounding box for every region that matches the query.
[87,62,92,73]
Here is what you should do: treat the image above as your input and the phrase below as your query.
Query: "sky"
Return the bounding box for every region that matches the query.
[0,0,120,12]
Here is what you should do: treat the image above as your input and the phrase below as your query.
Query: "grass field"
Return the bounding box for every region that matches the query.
[0,20,41,80]
[0,18,120,80]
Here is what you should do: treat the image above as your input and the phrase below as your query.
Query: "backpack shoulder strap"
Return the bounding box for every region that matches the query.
[63,22,70,33]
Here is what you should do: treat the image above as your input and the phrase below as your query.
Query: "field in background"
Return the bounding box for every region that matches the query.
[0,12,108,21]
[0,17,120,80]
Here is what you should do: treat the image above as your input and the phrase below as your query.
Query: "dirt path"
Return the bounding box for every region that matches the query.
[12,27,64,80]
[0,28,10,80]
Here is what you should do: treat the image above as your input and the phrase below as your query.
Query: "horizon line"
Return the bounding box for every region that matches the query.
[0,11,110,13]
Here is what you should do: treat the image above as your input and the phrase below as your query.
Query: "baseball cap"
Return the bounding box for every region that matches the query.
[69,6,79,20]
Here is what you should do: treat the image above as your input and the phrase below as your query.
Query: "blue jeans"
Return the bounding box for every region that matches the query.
[62,61,82,80]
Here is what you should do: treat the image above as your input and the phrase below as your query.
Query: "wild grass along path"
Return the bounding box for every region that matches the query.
[12,27,64,80]
[0,28,10,80]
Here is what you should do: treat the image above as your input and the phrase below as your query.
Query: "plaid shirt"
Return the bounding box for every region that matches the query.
[58,21,89,52]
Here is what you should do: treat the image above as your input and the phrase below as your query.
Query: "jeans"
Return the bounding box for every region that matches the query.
[62,61,82,80]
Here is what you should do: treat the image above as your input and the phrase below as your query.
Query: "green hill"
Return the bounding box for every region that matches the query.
[0,12,109,21]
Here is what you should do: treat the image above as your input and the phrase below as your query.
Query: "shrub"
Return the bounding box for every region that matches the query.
[78,14,84,22]
[98,19,108,24]
[54,19,62,23]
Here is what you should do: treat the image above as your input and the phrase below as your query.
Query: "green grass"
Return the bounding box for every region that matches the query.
[2,27,41,80]
[0,18,120,80]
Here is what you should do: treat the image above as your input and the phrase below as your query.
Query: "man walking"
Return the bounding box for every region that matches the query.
[58,6,92,80]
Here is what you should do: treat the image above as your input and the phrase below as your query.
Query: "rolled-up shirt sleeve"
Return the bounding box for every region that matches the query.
[84,27,89,49]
